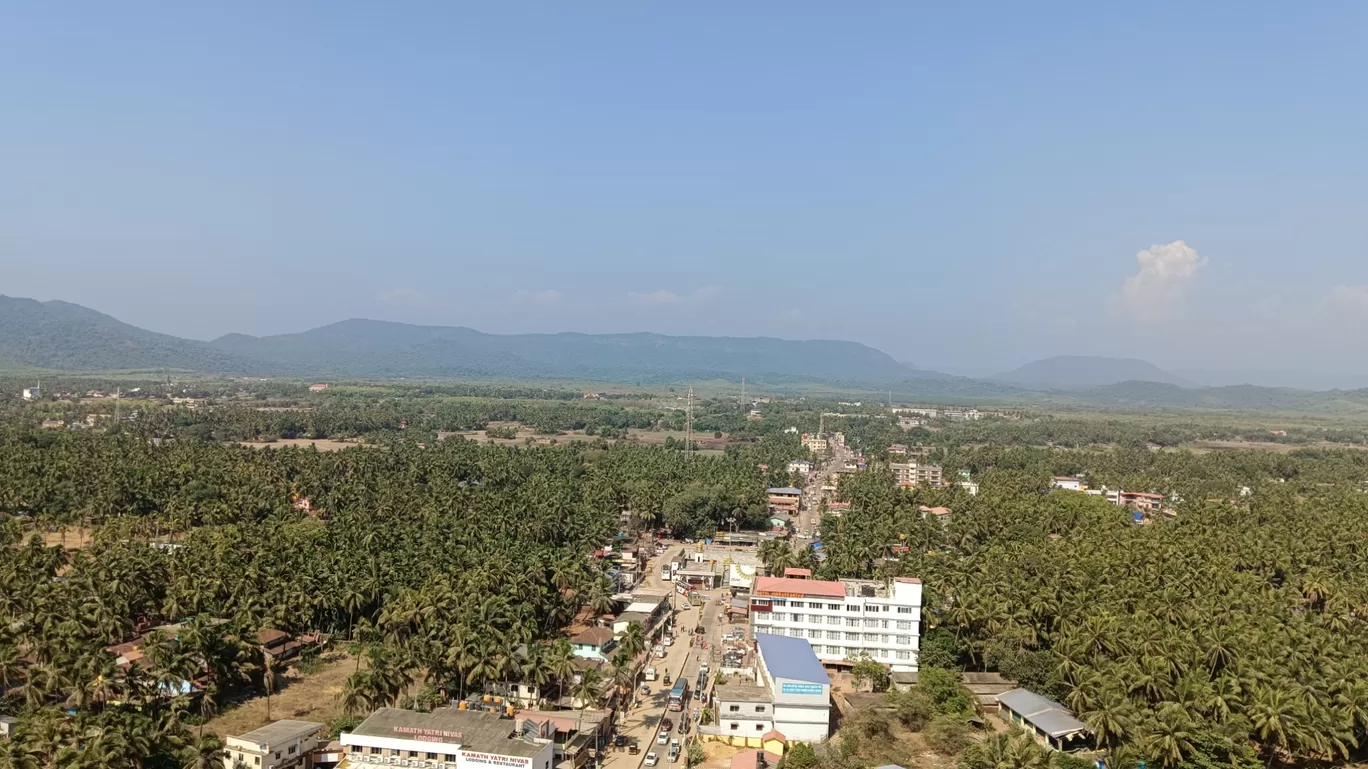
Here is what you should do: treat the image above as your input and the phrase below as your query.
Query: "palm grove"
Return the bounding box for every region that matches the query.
[0,406,792,767]
[4,389,1368,768]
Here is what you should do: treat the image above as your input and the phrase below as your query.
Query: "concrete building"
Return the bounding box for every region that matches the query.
[996,689,1091,752]
[569,628,617,662]
[713,633,833,744]
[756,633,832,742]
[21,387,40,401]
[224,720,325,769]
[766,488,802,514]
[801,434,828,453]
[341,708,555,769]
[786,460,812,475]
[889,462,943,488]
[748,577,923,672]
[1050,476,1084,492]
[918,506,952,525]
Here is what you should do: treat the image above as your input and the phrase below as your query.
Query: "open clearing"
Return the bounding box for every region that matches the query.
[240,438,360,451]
[205,651,355,738]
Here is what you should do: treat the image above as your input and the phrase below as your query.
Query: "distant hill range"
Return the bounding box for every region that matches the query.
[0,296,917,384]
[992,355,1198,390]
[6,295,1367,412]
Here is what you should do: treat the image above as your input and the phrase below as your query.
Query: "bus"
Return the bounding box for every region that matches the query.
[667,679,690,711]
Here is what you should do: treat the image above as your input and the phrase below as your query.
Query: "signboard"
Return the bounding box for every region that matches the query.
[780,683,825,696]
[461,751,532,769]
[394,726,463,741]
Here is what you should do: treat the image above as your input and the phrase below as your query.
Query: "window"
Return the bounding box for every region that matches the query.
[829,604,841,610]
[288,746,297,755]
[730,705,740,712]
[771,599,787,607]
[827,645,842,655]
[428,753,439,760]
[896,620,911,630]
[756,705,766,713]
[730,723,740,731]
[846,618,858,627]
[848,605,860,612]
[370,748,382,756]
[827,615,840,625]
[881,619,890,629]
[254,759,261,767]
[755,724,765,731]
[864,619,878,628]
[791,614,805,623]
[897,606,913,614]
[897,636,912,645]
[846,632,860,641]
[896,651,911,660]
[809,601,824,609]
[808,629,821,639]
[447,756,458,763]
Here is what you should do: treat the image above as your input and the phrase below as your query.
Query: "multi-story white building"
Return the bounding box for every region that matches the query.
[890,462,943,488]
[749,576,923,672]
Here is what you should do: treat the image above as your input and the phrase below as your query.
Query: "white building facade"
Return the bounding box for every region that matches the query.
[749,577,923,672]
[342,708,555,769]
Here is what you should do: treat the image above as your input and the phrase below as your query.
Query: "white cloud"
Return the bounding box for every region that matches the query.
[694,285,720,300]
[1323,285,1368,316]
[1120,240,1202,320]
[511,289,562,305]
[627,289,683,306]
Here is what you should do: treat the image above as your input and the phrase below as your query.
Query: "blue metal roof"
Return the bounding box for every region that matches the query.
[767,487,803,495]
[755,633,828,685]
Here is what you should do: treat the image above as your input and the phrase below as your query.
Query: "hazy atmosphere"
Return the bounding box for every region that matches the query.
[3,3,1367,386]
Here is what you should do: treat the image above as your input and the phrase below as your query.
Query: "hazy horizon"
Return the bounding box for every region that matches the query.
[4,4,1367,383]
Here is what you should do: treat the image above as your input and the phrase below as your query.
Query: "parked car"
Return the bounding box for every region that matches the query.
[662,635,674,646]
[644,667,658,681]
[640,684,651,696]
[657,731,669,745]
[645,753,660,767]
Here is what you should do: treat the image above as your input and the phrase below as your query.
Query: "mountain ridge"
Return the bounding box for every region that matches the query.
[993,355,1197,390]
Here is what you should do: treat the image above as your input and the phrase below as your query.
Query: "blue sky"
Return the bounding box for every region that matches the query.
[3,3,1367,382]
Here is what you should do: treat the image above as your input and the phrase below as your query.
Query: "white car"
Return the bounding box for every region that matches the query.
[662,636,674,646]
[645,753,660,767]
[657,731,669,745]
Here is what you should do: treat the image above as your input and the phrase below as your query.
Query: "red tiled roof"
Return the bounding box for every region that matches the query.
[753,576,845,598]
[919,506,952,516]
[257,628,290,645]
[760,730,787,743]
[783,568,812,578]
[730,751,782,769]
[895,577,923,584]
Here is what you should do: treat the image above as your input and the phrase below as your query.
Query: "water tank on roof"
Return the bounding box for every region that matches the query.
[1134,510,1144,523]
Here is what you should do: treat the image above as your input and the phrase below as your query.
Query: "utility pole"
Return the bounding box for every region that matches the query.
[685,386,694,461]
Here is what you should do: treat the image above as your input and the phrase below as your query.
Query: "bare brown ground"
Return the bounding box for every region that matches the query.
[239,438,359,451]
[204,651,355,738]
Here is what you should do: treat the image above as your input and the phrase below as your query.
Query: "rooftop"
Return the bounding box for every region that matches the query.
[753,576,845,599]
[767,487,803,496]
[570,627,614,647]
[731,750,782,769]
[714,682,772,703]
[233,720,324,747]
[783,568,811,578]
[997,689,1089,738]
[755,633,828,685]
[345,708,547,757]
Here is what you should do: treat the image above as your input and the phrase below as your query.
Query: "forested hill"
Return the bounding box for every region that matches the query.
[0,296,258,373]
[0,296,916,383]
[993,355,1196,389]
[209,319,919,383]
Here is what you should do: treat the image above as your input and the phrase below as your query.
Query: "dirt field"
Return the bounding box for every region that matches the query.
[239,438,360,451]
[205,651,355,738]
[39,526,95,550]
[441,422,612,447]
